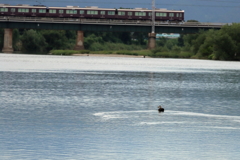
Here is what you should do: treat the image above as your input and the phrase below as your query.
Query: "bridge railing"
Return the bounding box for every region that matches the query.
[0,16,229,27]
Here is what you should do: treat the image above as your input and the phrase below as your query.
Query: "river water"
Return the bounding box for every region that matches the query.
[1,54,240,160]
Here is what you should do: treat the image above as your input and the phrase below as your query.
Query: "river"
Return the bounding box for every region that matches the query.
[1,54,240,159]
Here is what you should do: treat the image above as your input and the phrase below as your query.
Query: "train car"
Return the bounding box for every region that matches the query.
[0,4,47,17]
[155,8,184,22]
[0,4,184,22]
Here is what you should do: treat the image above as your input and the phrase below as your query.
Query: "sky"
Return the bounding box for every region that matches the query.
[1,0,240,23]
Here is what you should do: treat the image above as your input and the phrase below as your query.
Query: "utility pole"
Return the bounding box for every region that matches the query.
[148,0,156,49]
[152,0,155,33]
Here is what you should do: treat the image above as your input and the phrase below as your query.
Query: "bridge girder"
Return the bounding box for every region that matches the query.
[0,21,220,33]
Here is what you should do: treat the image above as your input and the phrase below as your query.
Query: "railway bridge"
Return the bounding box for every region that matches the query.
[0,16,227,53]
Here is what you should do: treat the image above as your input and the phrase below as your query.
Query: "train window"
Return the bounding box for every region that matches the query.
[32,9,36,13]
[0,8,8,12]
[149,12,152,16]
[128,12,132,16]
[179,13,182,17]
[176,13,179,17]
[11,8,15,12]
[135,12,146,16]
[169,13,174,17]
[87,10,98,15]
[49,9,56,14]
[67,10,77,14]
[59,10,64,14]
[156,13,167,17]
[118,12,125,16]
[100,11,105,15]
[18,8,29,13]
[108,11,115,15]
[80,10,85,14]
[39,9,46,13]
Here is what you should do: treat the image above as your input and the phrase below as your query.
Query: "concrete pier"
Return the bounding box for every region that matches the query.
[148,33,156,50]
[74,31,84,50]
[2,29,13,53]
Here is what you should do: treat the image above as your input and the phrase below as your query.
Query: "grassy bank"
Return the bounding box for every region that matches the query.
[50,50,90,55]
[151,51,194,58]
[50,49,194,58]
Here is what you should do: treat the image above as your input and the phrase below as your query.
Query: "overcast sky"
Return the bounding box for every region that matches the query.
[2,0,240,23]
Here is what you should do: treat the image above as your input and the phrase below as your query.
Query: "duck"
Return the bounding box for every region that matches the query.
[158,105,164,112]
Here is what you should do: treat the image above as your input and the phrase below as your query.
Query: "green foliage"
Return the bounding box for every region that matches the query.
[212,32,236,60]
[1,23,240,61]
[50,50,90,55]
[151,46,169,54]
[183,34,199,52]
[177,34,184,47]
[116,51,138,56]
[150,50,193,58]
[191,31,209,54]
[65,30,76,39]
[40,30,69,51]
[181,24,240,60]
[0,29,3,51]
[88,42,104,51]
[88,42,144,51]
[165,39,178,50]
[131,32,147,45]
[21,29,47,53]
[13,29,21,51]
[172,45,181,54]
[91,51,113,54]
[220,23,240,59]
[196,30,216,58]
[156,37,167,47]
[187,20,199,22]
[84,32,132,44]
[84,34,104,49]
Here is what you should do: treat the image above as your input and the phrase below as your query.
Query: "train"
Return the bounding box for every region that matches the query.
[0,4,184,22]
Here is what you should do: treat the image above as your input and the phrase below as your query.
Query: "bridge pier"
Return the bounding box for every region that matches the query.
[74,31,85,50]
[2,29,14,53]
[148,33,156,50]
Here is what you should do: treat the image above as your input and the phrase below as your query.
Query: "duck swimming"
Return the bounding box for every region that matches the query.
[158,105,164,112]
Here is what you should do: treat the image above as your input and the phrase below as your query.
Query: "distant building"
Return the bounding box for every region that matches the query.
[156,33,180,39]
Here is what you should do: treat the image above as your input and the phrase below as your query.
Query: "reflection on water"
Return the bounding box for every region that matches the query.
[0,54,240,159]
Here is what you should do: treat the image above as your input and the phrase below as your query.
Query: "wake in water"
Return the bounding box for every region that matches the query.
[93,110,240,130]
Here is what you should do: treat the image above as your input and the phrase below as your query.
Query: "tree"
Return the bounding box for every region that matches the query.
[156,37,167,47]
[65,30,76,40]
[0,29,3,50]
[197,29,216,58]
[21,29,47,53]
[212,32,236,60]
[165,39,178,50]
[132,32,147,45]
[183,33,199,52]
[187,20,199,23]
[40,30,68,51]
[221,23,240,59]
[13,29,21,51]
[84,34,104,49]
[118,32,132,44]
[177,34,184,47]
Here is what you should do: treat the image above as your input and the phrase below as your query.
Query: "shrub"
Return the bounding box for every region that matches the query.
[151,46,169,54]
[21,29,47,53]
[172,45,181,54]
[50,50,90,55]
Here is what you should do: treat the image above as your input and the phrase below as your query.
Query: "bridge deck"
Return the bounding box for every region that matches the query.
[0,16,227,33]
[0,16,227,27]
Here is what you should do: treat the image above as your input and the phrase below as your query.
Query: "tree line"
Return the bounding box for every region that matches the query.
[0,29,147,53]
[0,23,240,60]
